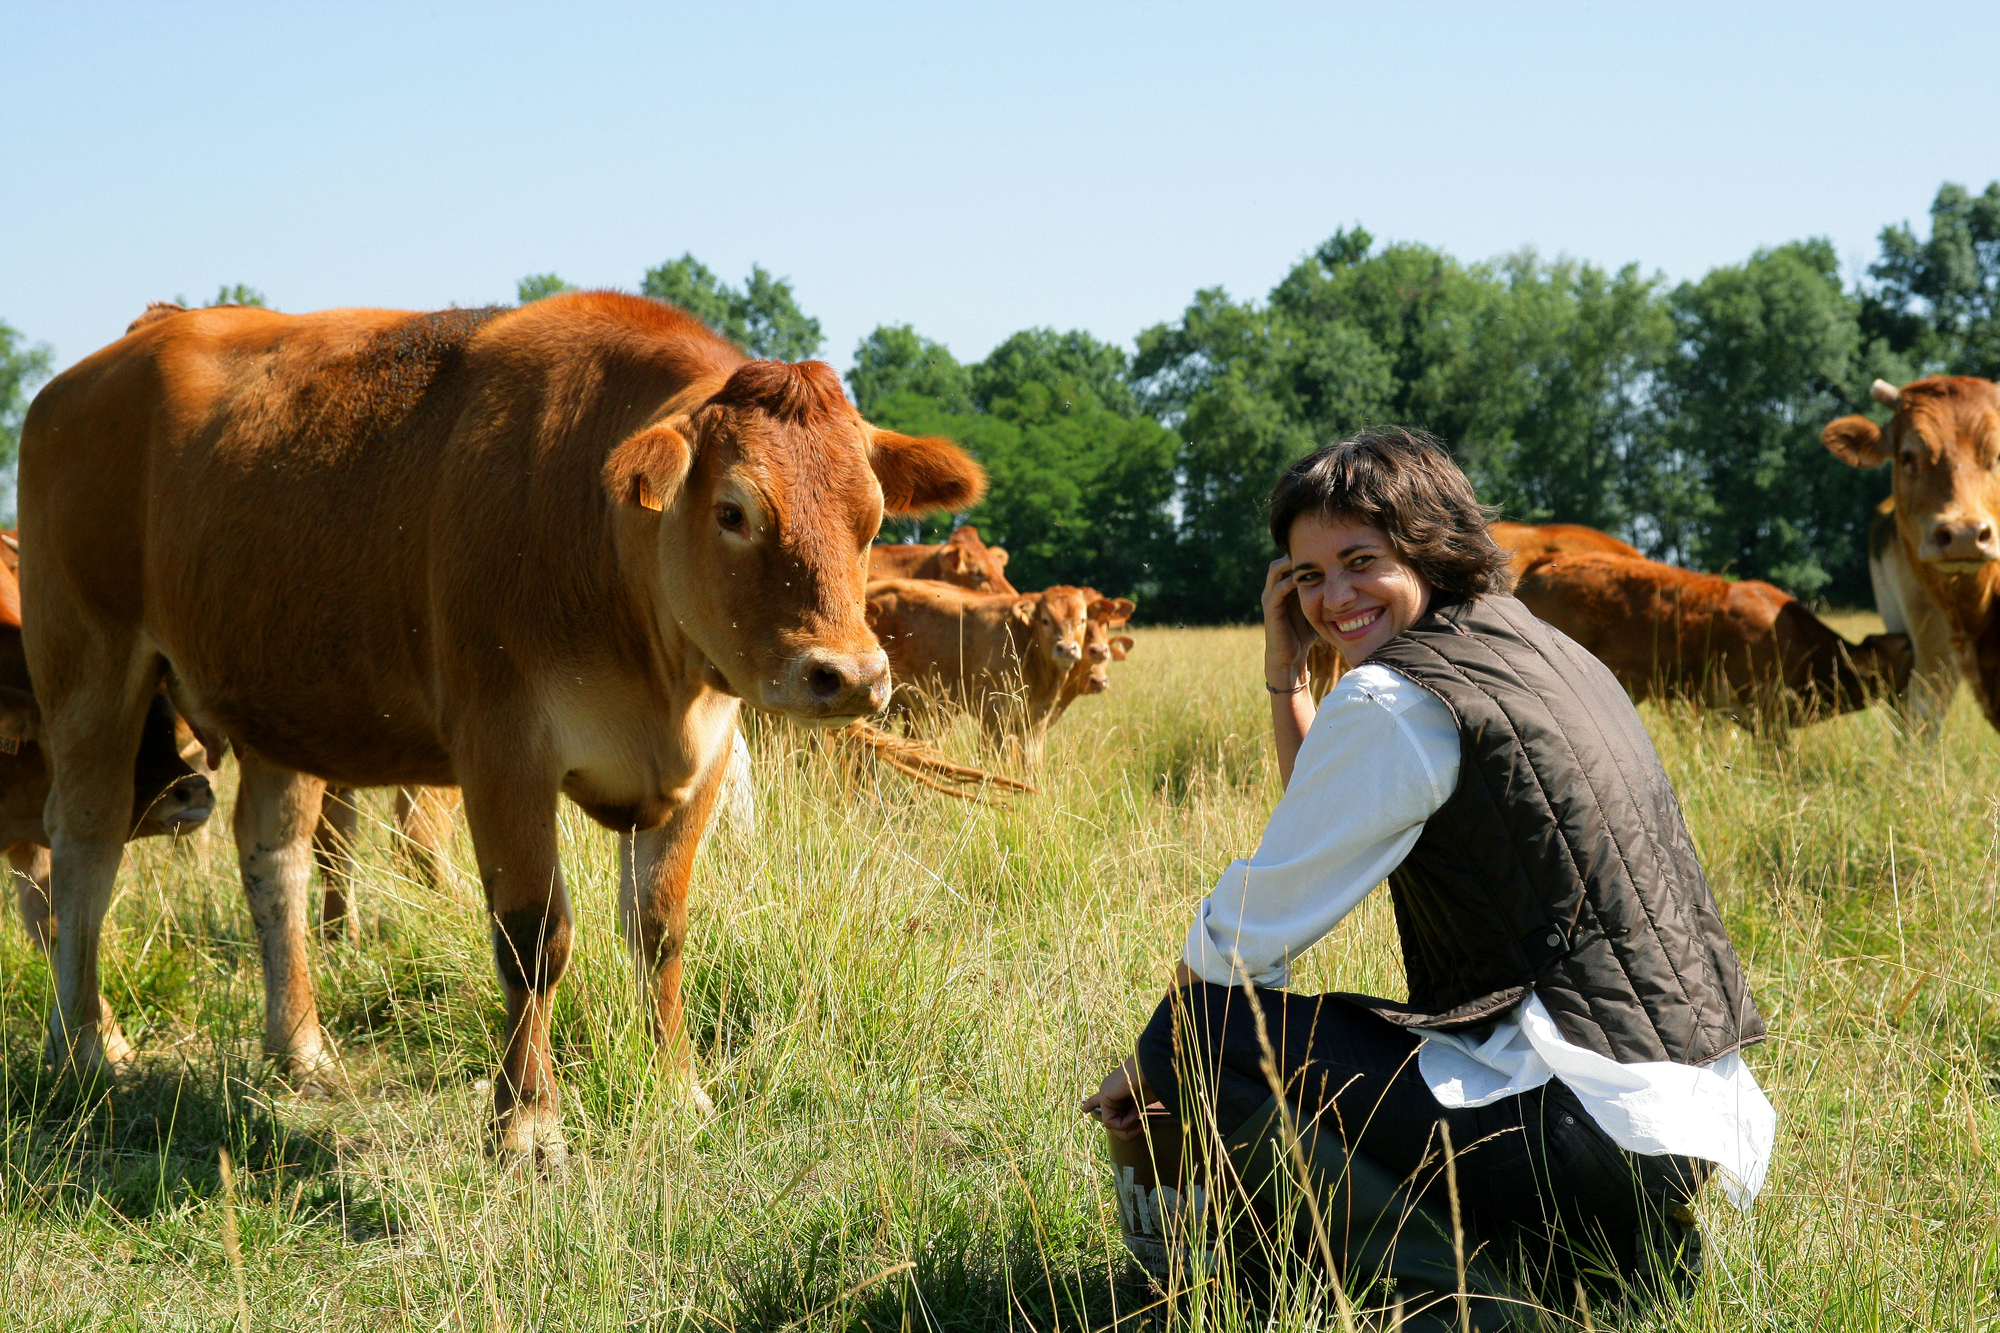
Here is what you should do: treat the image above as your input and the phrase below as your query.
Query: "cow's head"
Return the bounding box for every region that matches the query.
[607,359,983,722]
[1017,586,1091,673]
[131,693,214,837]
[939,526,1015,594]
[1075,594,1135,693]
[1825,377,2000,574]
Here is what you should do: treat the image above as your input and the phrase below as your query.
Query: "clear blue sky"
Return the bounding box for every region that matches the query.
[6,1,1998,378]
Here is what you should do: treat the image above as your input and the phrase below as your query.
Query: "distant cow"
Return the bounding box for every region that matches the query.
[865,579,1091,761]
[1515,552,1911,729]
[1052,591,1135,723]
[21,293,982,1164]
[1489,521,1642,577]
[0,556,212,979]
[868,525,1017,594]
[1823,376,2000,730]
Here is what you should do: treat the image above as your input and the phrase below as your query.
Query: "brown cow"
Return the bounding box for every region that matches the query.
[865,579,1090,761]
[1515,552,1911,729]
[868,524,1017,593]
[1823,376,2000,730]
[1489,521,1643,577]
[1051,590,1135,723]
[0,555,212,972]
[20,293,981,1163]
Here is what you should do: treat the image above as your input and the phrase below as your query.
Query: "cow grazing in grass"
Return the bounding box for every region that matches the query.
[0,556,212,977]
[1515,552,1911,730]
[1489,521,1642,577]
[20,293,982,1164]
[865,579,1091,761]
[1823,376,2000,729]
[868,525,1017,594]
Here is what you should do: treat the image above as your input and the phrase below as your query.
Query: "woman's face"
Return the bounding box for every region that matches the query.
[1285,514,1432,661]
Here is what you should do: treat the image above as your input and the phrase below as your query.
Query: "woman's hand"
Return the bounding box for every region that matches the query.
[1262,556,1317,691]
[1080,1057,1149,1141]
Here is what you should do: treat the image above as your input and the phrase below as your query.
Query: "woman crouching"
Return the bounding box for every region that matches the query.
[1082,428,1775,1330]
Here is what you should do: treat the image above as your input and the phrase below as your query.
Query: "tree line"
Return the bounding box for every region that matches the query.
[4,182,1995,619]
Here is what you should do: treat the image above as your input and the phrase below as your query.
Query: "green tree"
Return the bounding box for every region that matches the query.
[640,254,822,360]
[1,319,55,518]
[1865,180,2000,377]
[848,325,974,416]
[516,273,575,303]
[860,325,1178,598]
[1658,239,1887,600]
[207,284,267,307]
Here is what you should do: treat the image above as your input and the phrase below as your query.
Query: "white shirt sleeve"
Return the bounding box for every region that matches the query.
[1182,664,1460,988]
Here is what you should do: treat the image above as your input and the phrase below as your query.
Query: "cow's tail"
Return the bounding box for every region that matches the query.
[835,721,1037,800]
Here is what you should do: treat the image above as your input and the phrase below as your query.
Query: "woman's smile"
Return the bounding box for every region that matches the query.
[1332,606,1384,636]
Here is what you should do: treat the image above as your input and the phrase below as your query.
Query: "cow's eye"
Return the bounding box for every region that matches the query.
[718,503,746,532]
[1900,452,1918,471]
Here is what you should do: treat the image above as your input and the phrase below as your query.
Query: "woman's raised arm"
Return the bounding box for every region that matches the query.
[1261,556,1317,785]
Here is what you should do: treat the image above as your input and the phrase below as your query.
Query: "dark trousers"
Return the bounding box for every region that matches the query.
[1136,983,1707,1297]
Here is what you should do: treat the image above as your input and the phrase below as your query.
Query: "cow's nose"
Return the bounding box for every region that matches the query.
[165,774,214,827]
[780,648,890,720]
[1055,640,1082,662]
[1088,644,1110,663]
[1930,520,1998,561]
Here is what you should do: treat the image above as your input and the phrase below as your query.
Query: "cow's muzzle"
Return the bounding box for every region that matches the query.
[134,772,216,838]
[768,648,891,722]
[1922,518,2000,569]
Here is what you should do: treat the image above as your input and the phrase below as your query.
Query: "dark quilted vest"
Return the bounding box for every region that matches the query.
[1359,593,1765,1067]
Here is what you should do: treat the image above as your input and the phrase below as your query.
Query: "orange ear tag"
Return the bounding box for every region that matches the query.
[634,477,663,512]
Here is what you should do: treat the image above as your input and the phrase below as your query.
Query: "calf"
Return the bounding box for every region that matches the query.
[1052,591,1135,723]
[21,293,981,1163]
[868,524,1017,593]
[1515,552,1911,730]
[1824,376,2000,729]
[865,579,1090,761]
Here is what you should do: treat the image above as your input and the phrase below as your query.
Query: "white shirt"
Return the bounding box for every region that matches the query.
[1183,663,1776,1210]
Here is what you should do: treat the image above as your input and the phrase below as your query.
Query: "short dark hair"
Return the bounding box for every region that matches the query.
[1268,426,1512,597]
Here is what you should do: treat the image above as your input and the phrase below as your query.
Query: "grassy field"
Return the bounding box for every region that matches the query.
[1,618,1996,1331]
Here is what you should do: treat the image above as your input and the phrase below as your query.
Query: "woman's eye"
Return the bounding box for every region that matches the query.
[1349,555,1374,571]
[718,503,746,531]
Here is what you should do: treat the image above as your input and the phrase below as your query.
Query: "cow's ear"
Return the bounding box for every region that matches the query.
[605,420,692,512]
[1091,597,1136,628]
[989,546,1009,569]
[1110,635,1134,661]
[871,430,986,515]
[0,685,40,754]
[1824,416,1888,468]
[1011,597,1038,625]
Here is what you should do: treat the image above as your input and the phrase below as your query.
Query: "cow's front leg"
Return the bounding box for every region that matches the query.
[621,750,729,1116]
[460,770,570,1167]
[312,786,362,944]
[234,750,331,1077]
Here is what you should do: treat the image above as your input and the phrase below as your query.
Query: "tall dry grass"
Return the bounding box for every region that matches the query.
[0,621,1995,1330]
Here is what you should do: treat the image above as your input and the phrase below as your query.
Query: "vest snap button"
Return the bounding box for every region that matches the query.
[1547,932,1562,948]
[1563,1114,1576,1126]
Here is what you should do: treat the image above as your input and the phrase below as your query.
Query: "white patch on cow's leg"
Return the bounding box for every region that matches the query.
[1878,540,1960,735]
[620,711,731,1117]
[233,751,331,1080]
[9,843,53,950]
[312,786,362,945]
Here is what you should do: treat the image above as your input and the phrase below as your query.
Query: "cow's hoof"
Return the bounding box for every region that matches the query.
[491,1106,569,1174]
[272,1045,338,1095]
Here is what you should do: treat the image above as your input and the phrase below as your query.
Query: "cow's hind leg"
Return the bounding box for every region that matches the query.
[41,661,158,1076]
[621,755,728,1116]
[460,768,571,1167]
[234,750,331,1078]
[9,843,52,949]
[313,786,362,944]
[391,785,460,889]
